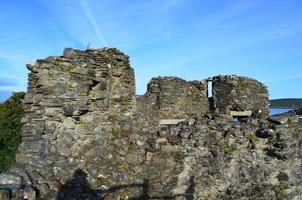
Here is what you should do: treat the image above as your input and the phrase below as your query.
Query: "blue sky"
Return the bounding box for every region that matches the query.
[0,0,302,102]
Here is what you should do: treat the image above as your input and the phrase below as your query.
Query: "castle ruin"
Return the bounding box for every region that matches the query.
[4,48,301,200]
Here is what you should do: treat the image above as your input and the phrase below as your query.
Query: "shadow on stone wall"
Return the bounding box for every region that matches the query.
[56,169,194,200]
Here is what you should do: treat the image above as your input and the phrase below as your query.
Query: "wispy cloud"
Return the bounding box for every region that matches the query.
[199,0,261,27]
[266,77,302,84]
[0,78,17,86]
[78,0,108,47]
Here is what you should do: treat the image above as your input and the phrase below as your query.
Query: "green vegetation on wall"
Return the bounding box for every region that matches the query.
[0,92,24,172]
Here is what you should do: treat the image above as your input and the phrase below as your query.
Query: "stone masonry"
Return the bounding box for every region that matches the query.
[15,48,136,195]
[1,48,300,200]
[212,75,269,118]
[136,77,208,129]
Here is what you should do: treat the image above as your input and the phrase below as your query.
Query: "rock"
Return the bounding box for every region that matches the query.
[63,48,76,57]
[63,105,75,116]
[0,173,22,190]
[277,172,289,181]
[28,170,45,183]
[36,183,50,197]
[159,119,186,125]
[103,194,118,200]
[0,190,10,200]
[56,137,73,157]
[256,128,271,138]
[23,186,36,200]
[269,115,289,124]
[8,47,301,199]
[230,110,252,117]
[173,157,195,195]
[8,166,32,185]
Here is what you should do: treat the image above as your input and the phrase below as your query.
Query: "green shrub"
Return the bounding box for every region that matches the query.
[0,92,24,172]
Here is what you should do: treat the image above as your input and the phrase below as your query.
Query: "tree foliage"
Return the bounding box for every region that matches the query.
[0,92,24,172]
[270,98,302,108]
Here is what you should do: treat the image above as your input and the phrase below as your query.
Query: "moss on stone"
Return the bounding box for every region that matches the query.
[172,150,185,162]
[223,143,236,155]
[273,182,288,198]
[48,86,55,95]
[111,60,118,68]
[110,128,122,141]
[47,71,54,78]
[249,134,257,142]
[29,74,39,82]
[66,82,73,91]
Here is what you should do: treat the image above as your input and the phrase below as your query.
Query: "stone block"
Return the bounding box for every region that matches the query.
[63,48,76,57]
[23,186,36,200]
[0,173,22,190]
[0,190,9,200]
[159,119,186,125]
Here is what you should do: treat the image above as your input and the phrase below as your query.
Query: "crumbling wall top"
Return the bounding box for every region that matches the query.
[212,75,269,118]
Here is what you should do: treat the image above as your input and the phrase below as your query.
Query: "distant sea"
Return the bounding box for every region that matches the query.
[270,108,292,115]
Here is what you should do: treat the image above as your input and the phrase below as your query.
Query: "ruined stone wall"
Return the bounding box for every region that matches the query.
[16,48,136,193]
[136,77,208,128]
[1,48,290,200]
[212,75,269,117]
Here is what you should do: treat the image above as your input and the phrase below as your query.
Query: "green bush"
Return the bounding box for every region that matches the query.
[0,92,24,172]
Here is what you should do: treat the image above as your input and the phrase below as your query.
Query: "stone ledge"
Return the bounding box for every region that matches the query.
[159,119,186,125]
[230,110,252,117]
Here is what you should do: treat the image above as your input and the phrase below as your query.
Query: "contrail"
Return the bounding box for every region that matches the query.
[79,0,109,47]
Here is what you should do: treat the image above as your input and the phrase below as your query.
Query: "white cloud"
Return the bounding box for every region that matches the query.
[78,0,108,47]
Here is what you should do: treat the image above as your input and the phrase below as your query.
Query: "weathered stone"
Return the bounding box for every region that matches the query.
[159,119,186,125]
[7,47,300,199]
[0,173,22,190]
[63,48,76,57]
[36,183,50,197]
[212,75,269,118]
[137,77,208,128]
[8,165,32,185]
[23,186,36,200]
[269,115,289,124]
[0,190,9,200]
[230,110,252,117]
[277,172,289,181]
[63,105,75,116]
[256,127,271,138]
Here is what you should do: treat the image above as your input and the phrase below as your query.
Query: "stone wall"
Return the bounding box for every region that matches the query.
[212,75,269,118]
[15,48,136,195]
[136,77,208,128]
[0,48,286,200]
